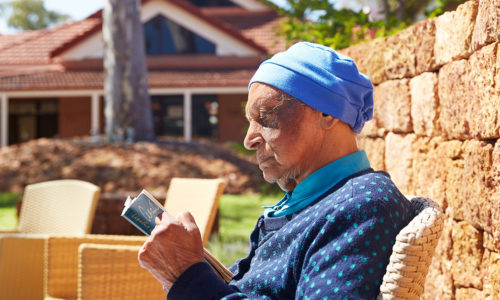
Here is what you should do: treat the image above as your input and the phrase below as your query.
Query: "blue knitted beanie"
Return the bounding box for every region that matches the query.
[249,42,373,133]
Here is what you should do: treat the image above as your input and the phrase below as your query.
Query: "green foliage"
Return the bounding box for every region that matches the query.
[3,0,70,30]
[0,193,20,207]
[267,0,466,50]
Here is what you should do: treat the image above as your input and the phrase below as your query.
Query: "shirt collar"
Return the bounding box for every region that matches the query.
[264,150,371,217]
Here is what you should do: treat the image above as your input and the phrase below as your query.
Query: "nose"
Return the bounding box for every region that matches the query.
[243,121,263,150]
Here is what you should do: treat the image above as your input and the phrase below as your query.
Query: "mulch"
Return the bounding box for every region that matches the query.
[0,137,267,198]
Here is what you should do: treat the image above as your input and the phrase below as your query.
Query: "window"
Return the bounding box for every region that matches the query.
[151,95,184,137]
[9,100,58,144]
[144,15,216,55]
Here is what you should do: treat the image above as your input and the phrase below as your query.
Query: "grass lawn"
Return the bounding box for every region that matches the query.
[0,192,279,265]
[207,193,279,266]
[0,193,19,230]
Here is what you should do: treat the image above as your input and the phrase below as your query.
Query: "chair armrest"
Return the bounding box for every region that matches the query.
[78,243,164,300]
[45,234,147,299]
[0,229,19,234]
[0,233,48,300]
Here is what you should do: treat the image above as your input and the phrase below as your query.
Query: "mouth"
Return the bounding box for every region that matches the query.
[258,156,273,165]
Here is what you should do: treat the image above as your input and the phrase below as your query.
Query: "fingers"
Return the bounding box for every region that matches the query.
[176,211,198,232]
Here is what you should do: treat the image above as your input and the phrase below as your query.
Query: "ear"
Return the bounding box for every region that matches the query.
[319,112,339,129]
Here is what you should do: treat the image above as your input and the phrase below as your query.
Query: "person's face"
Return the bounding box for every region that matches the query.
[244,83,323,191]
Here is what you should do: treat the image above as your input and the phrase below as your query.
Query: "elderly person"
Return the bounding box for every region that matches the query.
[139,42,412,299]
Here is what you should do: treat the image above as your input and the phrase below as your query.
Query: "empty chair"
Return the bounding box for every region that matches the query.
[164,177,226,246]
[0,179,100,300]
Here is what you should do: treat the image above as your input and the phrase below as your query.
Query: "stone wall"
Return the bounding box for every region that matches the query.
[341,0,499,298]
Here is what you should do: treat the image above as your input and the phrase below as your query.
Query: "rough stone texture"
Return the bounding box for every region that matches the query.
[340,37,388,85]
[488,251,500,299]
[463,140,494,232]
[446,159,466,221]
[384,133,416,195]
[356,137,385,171]
[358,119,386,138]
[490,141,500,251]
[412,137,447,209]
[374,79,412,133]
[468,43,500,139]
[423,210,454,300]
[384,26,416,79]
[452,221,484,289]
[471,0,500,50]
[455,288,486,299]
[438,59,471,139]
[410,72,440,137]
[434,0,479,66]
[415,18,438,74]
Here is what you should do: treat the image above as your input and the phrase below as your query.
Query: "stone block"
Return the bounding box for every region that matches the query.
[422,258,454,300]
[490,141,500,251]
[434,0,479,66]
[410,72,440,137]
[438,59,471,139]
[471,0,500,50]
[340,37,388,85]
[356,137,385,171]
[358,119,386,138]
[412,137,447,209]
[488,251,500,299]
[452,220,484,289]
[374,79,412,133]
[455,288,486,299]
[445,159,466,221]
[384,26,416,79]
[463,140,494,232]
[385,133,416,195]
[468,43,500,139]
[415,18,438,74]
[423,213,454,300]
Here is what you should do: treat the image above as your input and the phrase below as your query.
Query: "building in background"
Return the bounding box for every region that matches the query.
[0,0,285,146]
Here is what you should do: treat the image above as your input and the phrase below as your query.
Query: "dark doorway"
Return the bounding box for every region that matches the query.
[8,100,58,145]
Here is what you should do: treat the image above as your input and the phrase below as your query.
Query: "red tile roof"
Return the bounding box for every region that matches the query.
[202,7,286,54]
[0,0,285,91]
[0,69,254,91]
[0,18,102,65]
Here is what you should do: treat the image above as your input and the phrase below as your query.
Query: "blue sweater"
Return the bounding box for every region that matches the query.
[168,170,412,299]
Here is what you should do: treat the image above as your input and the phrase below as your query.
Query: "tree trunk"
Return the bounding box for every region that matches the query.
[103,0,155,142]
[381,0,390,24]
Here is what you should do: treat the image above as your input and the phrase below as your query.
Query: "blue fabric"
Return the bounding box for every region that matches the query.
[264,150,371,217]
[249,42,374,133]
[167,171,413,300]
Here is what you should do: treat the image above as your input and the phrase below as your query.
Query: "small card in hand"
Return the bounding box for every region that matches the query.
[121,189,165,235]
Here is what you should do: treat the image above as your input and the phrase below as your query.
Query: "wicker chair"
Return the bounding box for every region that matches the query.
[378,197,444,300]
[43,177,226,300]
[0,180,100,300]
[164,178,226,246]
[44,235,164,300]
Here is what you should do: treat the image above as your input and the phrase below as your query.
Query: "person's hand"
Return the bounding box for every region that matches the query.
[138,211,204,289]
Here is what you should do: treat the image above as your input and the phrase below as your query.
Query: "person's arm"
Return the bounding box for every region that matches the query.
[138,211,249,299]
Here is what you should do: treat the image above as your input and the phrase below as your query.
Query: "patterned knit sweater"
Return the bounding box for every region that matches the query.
[168,170,412,299]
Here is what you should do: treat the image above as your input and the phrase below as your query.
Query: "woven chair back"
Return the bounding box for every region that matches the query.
[378,197,444,300]
[164,178,226,246]
[18,179,100,235]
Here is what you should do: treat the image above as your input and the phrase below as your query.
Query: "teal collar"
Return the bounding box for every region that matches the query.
[264,150,371,217]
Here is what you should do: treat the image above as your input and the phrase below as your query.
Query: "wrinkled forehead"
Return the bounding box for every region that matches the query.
[246,83,295,115]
